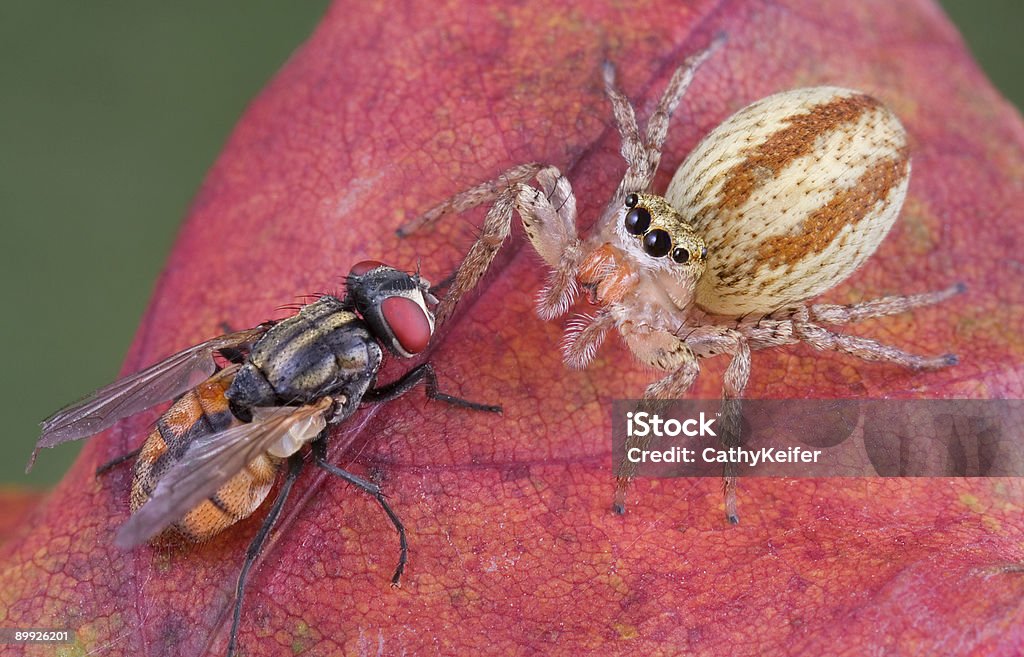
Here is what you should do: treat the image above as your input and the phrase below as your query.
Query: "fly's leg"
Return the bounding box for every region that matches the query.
[215,323,248,365]
[427,270,458,297]
[398,164,583,323]
[311,437,408,585]
[227,453,305,657]
[363,363,502,414]
[95,447,142,476]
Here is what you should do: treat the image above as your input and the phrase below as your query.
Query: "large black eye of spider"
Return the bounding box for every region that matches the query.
[643,229,672,258]
[672,247,690,264]
[624,207,651,235]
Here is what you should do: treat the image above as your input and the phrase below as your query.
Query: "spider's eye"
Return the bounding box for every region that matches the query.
[700,246,708,260]
[672,247,690,264]
[625,193,638,208]
[624,207,651,235]
[643,229,672,258]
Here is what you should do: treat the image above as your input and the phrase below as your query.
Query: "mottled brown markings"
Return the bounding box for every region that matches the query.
[713,93,879,212]
[756,148,909,269]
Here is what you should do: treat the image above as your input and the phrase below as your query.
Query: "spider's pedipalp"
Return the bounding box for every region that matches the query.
[561,311,614,369]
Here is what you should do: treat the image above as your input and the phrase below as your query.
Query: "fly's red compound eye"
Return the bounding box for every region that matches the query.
[349,260,385,277]
[381,296,431,355]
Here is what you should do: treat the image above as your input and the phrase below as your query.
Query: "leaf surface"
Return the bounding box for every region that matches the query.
[3,1,1023,655]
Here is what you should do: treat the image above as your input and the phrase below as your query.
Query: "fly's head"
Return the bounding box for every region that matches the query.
[612,192,708,308]
[346,261,437,358]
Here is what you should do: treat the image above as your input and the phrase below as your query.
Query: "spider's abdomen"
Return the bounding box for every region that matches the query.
[665,87,909,316]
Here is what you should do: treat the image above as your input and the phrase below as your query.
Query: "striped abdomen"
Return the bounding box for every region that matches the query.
[665,87,910,316]
[130,367,279,542]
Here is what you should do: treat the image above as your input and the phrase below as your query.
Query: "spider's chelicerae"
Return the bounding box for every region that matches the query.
[400,40,961,522]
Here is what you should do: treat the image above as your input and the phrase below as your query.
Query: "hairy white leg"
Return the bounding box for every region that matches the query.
[718,333,751,525]
[603,38,722,200]
[562,311,615,369]
[807,283,964,325]
[731,284,962,367]
[522,168,584,319]
[795,324,958,369]
[612,324,702,513]
[399,164,583,323]
[665,324,751,524]
[643,38,723,169]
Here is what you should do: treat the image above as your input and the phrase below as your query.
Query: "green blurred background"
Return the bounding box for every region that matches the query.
[2,1,1021,487]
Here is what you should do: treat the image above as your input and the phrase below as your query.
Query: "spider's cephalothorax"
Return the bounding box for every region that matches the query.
[399,39,961,522]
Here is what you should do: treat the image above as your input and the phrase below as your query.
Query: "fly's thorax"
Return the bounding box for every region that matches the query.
[227,296,382,408]
[665,86,910,316]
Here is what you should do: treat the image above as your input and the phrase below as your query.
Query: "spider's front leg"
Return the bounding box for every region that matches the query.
[603,37,723,200]
[399,164,584,323]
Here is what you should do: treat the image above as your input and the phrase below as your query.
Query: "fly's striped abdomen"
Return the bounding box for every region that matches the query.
[665,87,910,316]
[131,367,280,542]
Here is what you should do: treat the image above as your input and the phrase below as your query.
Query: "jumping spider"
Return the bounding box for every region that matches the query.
[399,40,961,522]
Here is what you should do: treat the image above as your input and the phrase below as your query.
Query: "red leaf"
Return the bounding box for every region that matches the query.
[4,1,1023,655]
[0,490,45,549]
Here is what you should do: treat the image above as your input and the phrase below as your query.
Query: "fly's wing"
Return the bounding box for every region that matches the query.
[115,397,333,549]
[29,325,272,471]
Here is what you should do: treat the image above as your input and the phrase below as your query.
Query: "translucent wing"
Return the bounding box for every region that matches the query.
[115,397,332,549]
[28,325,271,471]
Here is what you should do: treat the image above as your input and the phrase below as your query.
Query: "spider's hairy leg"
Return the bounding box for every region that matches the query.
[561,310,615,369]
[603,37,723,201]
[521,167,584,320]
[806,283,965,326]
[718,332,751,525]
[753,285,961,369]
[657,324,751,524]
[795,324,958,370]
[397,162,543,237]
[612,324,701,514]
[400,164,583,324]
[643,36,724,167]
[434,191,517,324]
